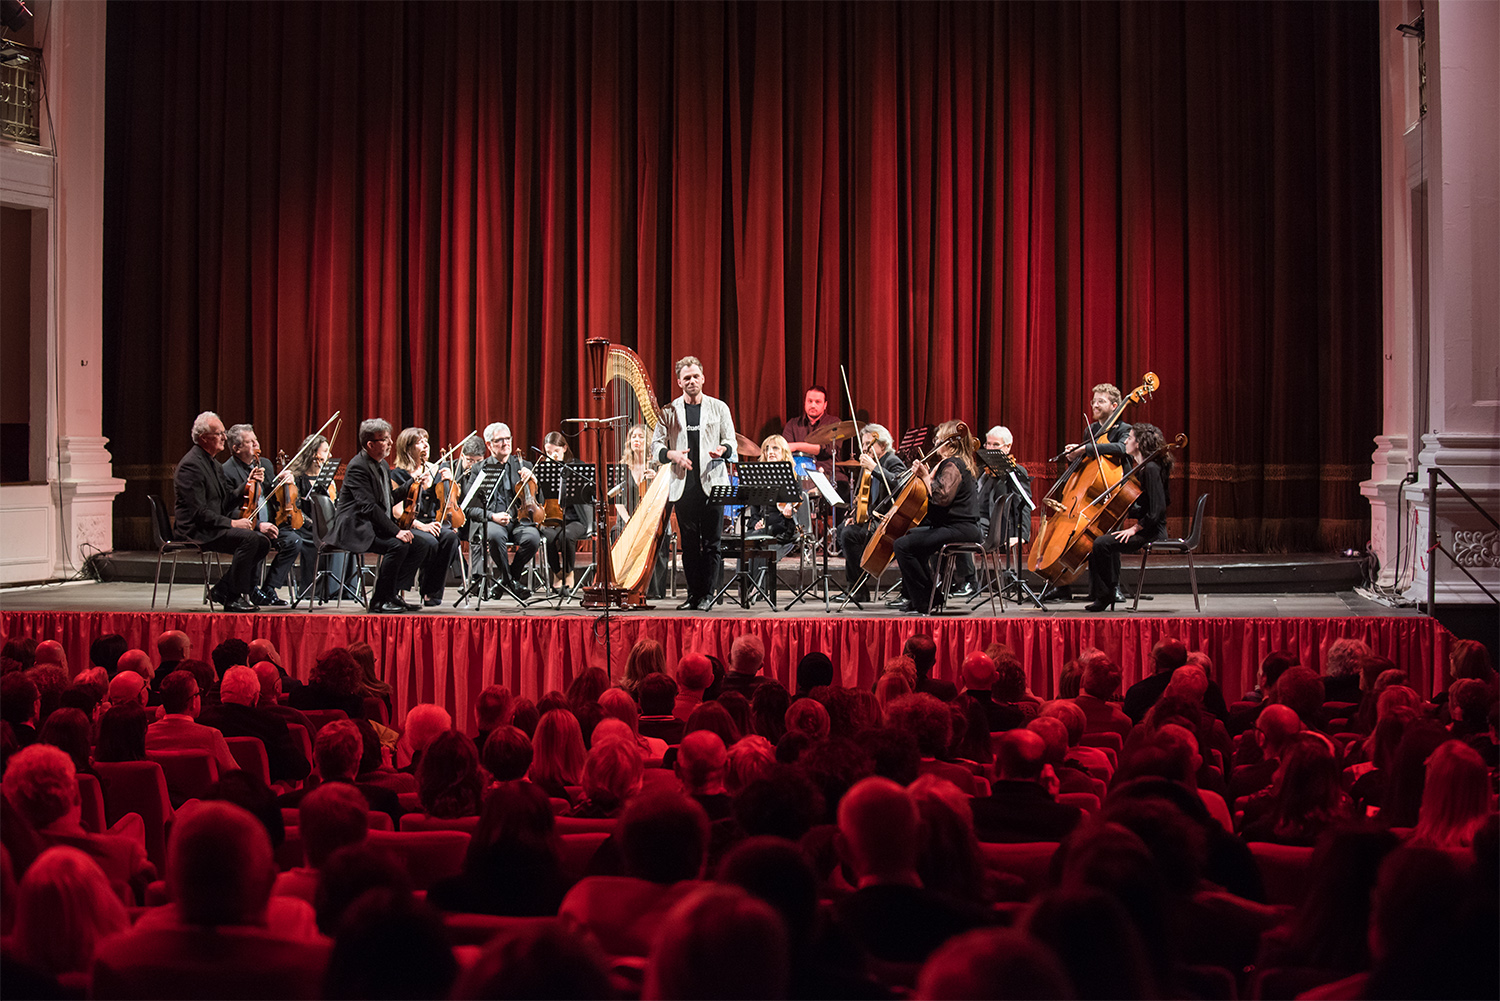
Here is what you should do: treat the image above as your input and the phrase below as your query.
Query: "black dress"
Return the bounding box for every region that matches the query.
[1086,459,1167,605]
[892,456,982,612]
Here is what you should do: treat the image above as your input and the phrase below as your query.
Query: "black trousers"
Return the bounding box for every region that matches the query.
[542,521,588,576]
[839,522,875,586]
[472,519,541,583]
[367,535,424,605]
[671,486,723,601]
[893,522,983,610]
[203,528,271,598]
[263,525,316,591]
[1087,527,1165,602]
[396,526,462,599]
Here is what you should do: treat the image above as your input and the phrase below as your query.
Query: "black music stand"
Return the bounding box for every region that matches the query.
[896,425,933,461]
[550,460,600,606]
[974,450,1046,610]
[710,463,802,611]
[452,464,513,610]
[294,461,361,607]
[783,469,850,612]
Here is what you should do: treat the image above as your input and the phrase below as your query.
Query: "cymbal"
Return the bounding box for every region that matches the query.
[734,433,762,459]
[807,420,864,447]
[835,459,864,469]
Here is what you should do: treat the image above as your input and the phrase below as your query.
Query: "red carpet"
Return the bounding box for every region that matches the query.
[3,609,1450,728]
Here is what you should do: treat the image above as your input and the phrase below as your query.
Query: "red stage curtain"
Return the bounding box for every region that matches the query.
[103,1,1380,553]
[4,610,1445,735]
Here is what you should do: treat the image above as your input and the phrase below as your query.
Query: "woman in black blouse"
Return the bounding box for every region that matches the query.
[893,419,983,614]
[1085,422,1170,612]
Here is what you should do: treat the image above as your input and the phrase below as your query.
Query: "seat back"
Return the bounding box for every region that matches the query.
[76,772,107,834]
[443,913,558,948]
[1057,792,1100,813]
[1079,730,1123,754]
[977,841,1059,898]
[146,749,221,806]
[400,813,481,833]
[554,815,619,835]
[361,696,389,726]
[558,831,610,880]
[225,736,272,786]
[93,760,172,871]
[90,928,331,1001]
[1248,841,1315,907]
[1181,492,1209,549]
[301,709,349,732]
[290,724,314,767]
[365,830,469,889]
[147,494,173,548]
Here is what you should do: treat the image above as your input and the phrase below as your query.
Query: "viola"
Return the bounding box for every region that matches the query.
[271,449,304,530]
[239,447,264,520]
[392,471,422,530]
[435,456,466,530]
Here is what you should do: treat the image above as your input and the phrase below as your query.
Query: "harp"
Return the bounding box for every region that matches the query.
[601,345,672,601]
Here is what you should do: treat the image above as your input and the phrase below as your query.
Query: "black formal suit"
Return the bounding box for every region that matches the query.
[198,701,311,783]
[222,453,314,594]
[969,780,1084,843]
[326,449,422,606]
[462,455,542,587]
[173,444,270,599]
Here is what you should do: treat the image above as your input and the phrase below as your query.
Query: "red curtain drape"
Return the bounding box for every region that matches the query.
[103,1,1381,553]
[3,610,1446,733]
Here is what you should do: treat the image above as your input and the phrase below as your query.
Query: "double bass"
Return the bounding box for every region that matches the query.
[1030,374,1158,585]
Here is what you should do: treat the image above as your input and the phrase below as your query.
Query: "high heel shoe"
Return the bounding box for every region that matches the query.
[1083,598,1116,612]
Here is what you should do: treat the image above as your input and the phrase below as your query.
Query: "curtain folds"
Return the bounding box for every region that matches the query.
[103,0,1381,553]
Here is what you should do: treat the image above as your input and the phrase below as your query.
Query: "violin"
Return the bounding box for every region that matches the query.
[392,472,422,530]
[434,446,466,530]
[239,447,264,520]
[271,449,304,530]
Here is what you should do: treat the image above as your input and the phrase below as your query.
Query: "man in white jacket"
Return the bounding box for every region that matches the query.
[651,355,738,610]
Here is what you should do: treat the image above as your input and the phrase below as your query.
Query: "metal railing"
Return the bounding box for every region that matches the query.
[1425,466,1499,611]
[0,41,43,147]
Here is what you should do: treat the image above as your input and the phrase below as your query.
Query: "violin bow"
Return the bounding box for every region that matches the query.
[249,410,340,523]
[839,364,894,502]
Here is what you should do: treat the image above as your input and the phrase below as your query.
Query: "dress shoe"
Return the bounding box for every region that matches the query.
[257,587,288,607]
[224,595,258,613]
[677,597,700,611]
[885,596,909,608]
[370,599,408,614]
[695,595,719,611]
[208,582,235,606]
[422,596,443,608]
[399,597,423,611]
[1039,585,1073,602]
[1083,598,1116,613]
[950,582,979,599]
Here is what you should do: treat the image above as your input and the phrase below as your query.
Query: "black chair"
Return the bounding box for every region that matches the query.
[1132,492,1208,612]
[147,494,222,609]
[927,541,1005,615]
[295,499,368,610]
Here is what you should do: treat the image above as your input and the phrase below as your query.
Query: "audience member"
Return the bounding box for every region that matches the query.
[252,661,317,749]
[275,783,370,903]
[473,684,513,752]
[731,766,826,843]
[1074,649,1132,741]
[1241,733,1351,845]
[992,651,1040,725]
[644,884,790,1000]
[916,928,1073,1000]
[398,702,452,773]
[1025,886,1157,999]
[145,669,238,773]
[116,649,155,689]
[479,725,533,784]
[674,652,714,722]
[834,777,993,966]
[94,703,149,762]
[27,663,69,727]
[451,920,613,1000]
[9,846,130,978]
[785,697,831,741]
[721,634,769,697]
[313,844,411,938]
[1378,721,1451,829]
[0,673,40,747]
[346,641,392,722]
[875,669,913,719]
[278,719,403,825]
[717,689,755,741]
[1122,637,1189,723]
[795,651,835,695]
[89,634,128,677]
[951,694,996,771]
[885,692,977,794]
[416,730,483,818]
[322,888,457,1001]
[905,634,954,700]
[200,665,311,783]
[105,669,147,710]
[509,697,540,737]
[289,647,367,718]
[676,730,732,821]
[637,672,685,743]
[528,708,586,801]
[428,780,570,918]
[1228,703,1301,801]
[90,802,329,997]
[32,638,67,674]
[598,686,667,757]
[566,666,610,711]
[751,681,790,744]
[37,707,94,776]
[1409,739,1492,849]
[970,729,1083,843]
[1320,637,1371,706]
[957,650,1012,731]
[909,774,992,907]
[1026,716,1098,796]
[725,735,776,794]
[154,630,190,679]
[572,736,644,818]
[621,637,668,699]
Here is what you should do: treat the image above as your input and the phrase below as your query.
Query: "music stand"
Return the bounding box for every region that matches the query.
[710,462,802,610]
[783,469,851,611]
[294,460,361,607]
[896,425,933,462]
[549,460,600,605]
[972,451,1045,610]
[452,464,512,610]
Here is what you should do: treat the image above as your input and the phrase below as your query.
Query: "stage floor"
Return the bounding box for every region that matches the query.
[0,580,1421,620]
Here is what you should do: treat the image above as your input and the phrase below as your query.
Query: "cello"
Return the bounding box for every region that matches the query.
[1030,374,1158,585]
[858,422,974,580]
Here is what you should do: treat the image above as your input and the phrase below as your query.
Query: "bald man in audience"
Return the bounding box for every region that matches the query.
[1073,649,1132,741]
[1026,716,1101,796]
[959,650,1022,732]
[154,630,191,686]
[145,670,238,774]
[969,729,1084,843]
[107,670,149,709]
[91,802,330,997]
[117,649,154,687]
[32,639,67,675]
[675,730,731,821]
[200,666,310,783]
[834,777,993,965]
[1228,704,1302,802]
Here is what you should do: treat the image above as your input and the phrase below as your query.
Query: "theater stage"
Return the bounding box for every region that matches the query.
[1,578,1446,730]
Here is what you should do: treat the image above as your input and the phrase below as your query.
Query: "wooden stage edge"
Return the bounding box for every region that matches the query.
[1,582,1449,726]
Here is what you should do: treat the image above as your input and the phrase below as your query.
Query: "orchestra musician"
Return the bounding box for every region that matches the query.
[463,422,542,600]
[538,432,592,594]
[892,419,984,614]
[390,427,463,607]
[951,424,1034,597]
[782,385,838,481]
[219,423,311,607]
[173,412,273,613]
[838,423,906,603]
[651,355,737,612]
[744,435,805,602]
[286,433,350,601]
[1085,423,1171,612]
[615,422,669,598]
[325,418,425,614]
[1064,383,1132,464]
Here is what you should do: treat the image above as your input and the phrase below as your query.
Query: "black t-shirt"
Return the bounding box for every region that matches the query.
[683,403,703,494]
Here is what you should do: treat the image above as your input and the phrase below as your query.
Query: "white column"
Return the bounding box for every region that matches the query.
[1403,0,1500,605]
[49,0,124,575]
